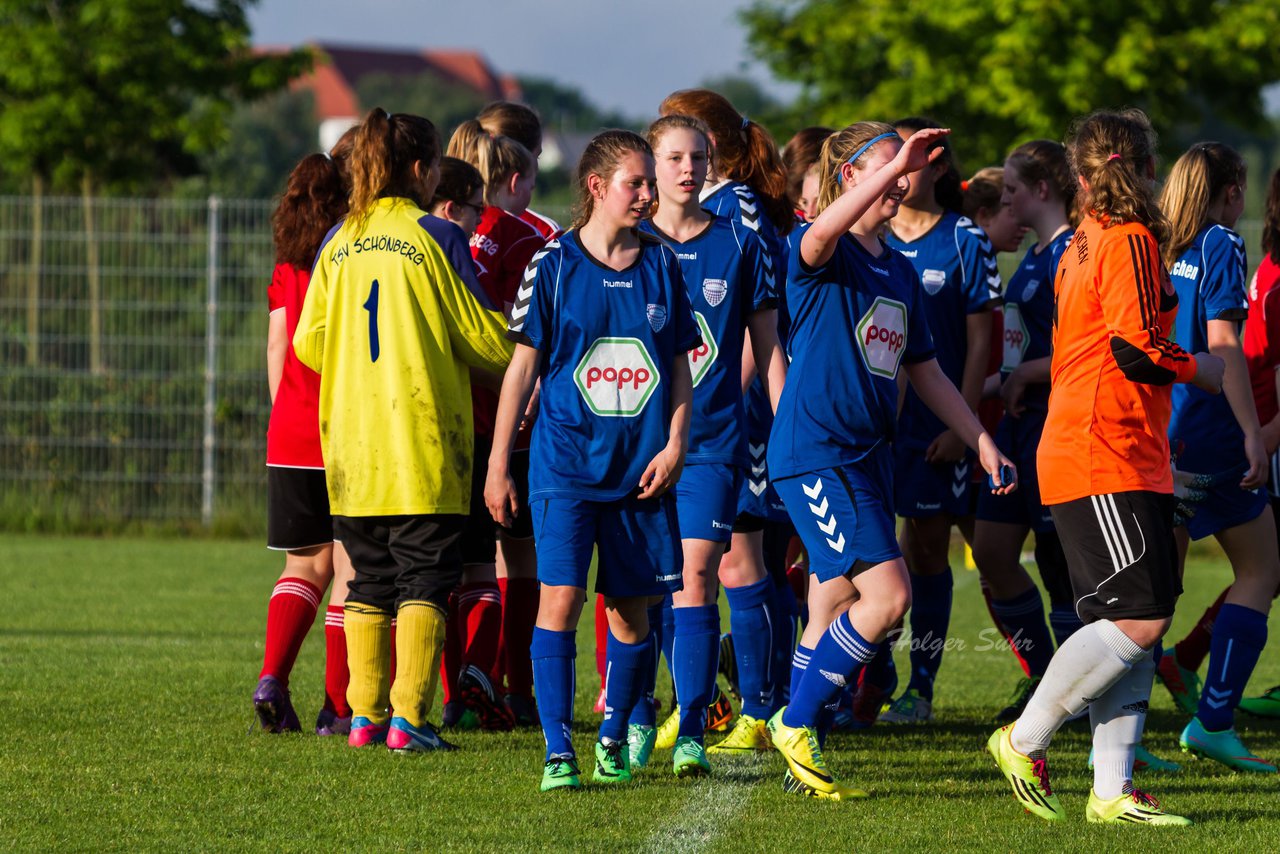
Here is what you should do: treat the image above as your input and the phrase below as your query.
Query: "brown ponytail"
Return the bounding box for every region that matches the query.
[782,126,836,210]
[1066,109,1167,244]
[447,119,536,207]
[348,107,440,232]
[658,88,793,234]
[1159,142,1247,268]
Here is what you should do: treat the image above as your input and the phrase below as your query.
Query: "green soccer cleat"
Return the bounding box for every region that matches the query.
[768,707,845,799]
[594,739,632,784]
[1085,787,1192,826]
[655,706,681,750]
[879,689,933,724]
[707,713,771,754]
[540,754,583,792]
[1155,649,1202,715]
[782,769,868,800]
[1179,717,1278,773]
[1238,685,1280,719]
[627,723,656,769]
[987,724,1065,821]
[995,676,1041,722]
[672,736,711,778]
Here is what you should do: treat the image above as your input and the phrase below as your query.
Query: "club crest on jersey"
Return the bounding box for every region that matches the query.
[855,297,908,379]
[702,278,728,307]
[1022,278,1040,301]
[1002,303,1029,372]
[688,312,719,388]
[574,337,661,417]
[646,303,667,332]
[921,269,947,295]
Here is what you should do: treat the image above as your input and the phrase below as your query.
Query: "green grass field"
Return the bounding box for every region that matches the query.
[2,534,1278,852]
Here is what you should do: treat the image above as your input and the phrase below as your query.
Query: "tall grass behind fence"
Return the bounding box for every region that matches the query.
[0,196,273,534]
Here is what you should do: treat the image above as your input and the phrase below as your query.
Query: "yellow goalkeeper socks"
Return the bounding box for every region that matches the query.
[344,601,392,724]
[388,600,447,728]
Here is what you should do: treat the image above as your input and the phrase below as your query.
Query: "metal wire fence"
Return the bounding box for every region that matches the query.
[0,198,1267,533]
[0,195,272,533]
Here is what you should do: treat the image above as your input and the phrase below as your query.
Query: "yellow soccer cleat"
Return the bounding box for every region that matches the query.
[1085,788,1192,826]
[707,714,772,754]
[986,724,1064,821]
[767,707,846,799]
[654,706,681,750]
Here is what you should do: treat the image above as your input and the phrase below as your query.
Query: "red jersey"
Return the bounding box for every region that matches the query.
[266,263,323,468]
[1038,217,1196,504]
[1244,254,1280,424]
[470,207,546,438]
[517,207,562,240]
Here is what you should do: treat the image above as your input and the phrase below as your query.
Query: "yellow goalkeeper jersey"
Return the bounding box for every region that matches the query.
[294,197,513,516]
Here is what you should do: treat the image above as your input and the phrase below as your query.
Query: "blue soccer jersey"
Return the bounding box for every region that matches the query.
[769,233,936,479]
[887,211,1001,448]
[1001,229,1073,413]
[508,231,700,502]
[1168,223,1250,475]
[701,181,788,337]
[641,216,776,467]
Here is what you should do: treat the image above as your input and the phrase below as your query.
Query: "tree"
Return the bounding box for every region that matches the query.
[516,76,635,133]
[742,0,1280,169]
[355,71,487,144]
[189,87,319,200]
[0,1,310,371]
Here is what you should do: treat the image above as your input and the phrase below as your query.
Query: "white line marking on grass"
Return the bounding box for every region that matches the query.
[639,777,753,854]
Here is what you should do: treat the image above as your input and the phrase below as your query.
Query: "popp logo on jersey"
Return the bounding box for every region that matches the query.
[854,297,908,379]
[688,312,719,388]
[574,337,661,417]
[1002,303,1029,372]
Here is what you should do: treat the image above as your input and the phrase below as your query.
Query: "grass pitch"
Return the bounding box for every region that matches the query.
[1,534,1278,852]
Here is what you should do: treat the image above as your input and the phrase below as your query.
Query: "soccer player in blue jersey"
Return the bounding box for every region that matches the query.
[877,118,1002,724]
[765,122,1015,799]
[1160,142,1279,772]
[624,115,788,775]
[659,89,800,739]
[485,130,700,792]
[971,141,1081,723]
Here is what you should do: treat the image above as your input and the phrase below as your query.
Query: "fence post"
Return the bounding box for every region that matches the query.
[202,196,221,528]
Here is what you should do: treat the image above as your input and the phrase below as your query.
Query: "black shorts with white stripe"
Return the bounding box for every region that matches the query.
[1049,490,1182,624]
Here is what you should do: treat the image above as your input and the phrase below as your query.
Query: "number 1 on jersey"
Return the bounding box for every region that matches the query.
[363,279,380,362]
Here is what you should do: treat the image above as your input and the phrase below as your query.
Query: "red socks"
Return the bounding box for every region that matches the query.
[1175,586,1230,671]
[260,577,322,685]
[501,578,540,697]
[322,605,350,717]
[440,592,461,706]
[595,593,608,684]
[458,582,503,675]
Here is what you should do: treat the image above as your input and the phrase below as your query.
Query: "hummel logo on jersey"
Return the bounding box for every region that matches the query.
[803,478,844,553]
[574,337,660,417]
[899,249,918,258]
[855,297,909,379]
[677,251,697,261]
[1170,260,1199,280]
[604,279,633,288]
[869,265,889,276]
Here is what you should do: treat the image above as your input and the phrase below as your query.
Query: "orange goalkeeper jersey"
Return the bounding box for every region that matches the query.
[1038,216,1197,504]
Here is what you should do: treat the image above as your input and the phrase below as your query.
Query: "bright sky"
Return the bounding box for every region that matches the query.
[248,0,796,118]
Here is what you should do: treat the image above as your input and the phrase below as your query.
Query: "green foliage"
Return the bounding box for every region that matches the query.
[0,0,312,192]
[742,0,1280,169]
[517,75,636,133]
[180,87,319,200]
[355,70,487,144]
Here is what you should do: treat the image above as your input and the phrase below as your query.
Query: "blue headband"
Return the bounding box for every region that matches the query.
[836,132,898,184]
